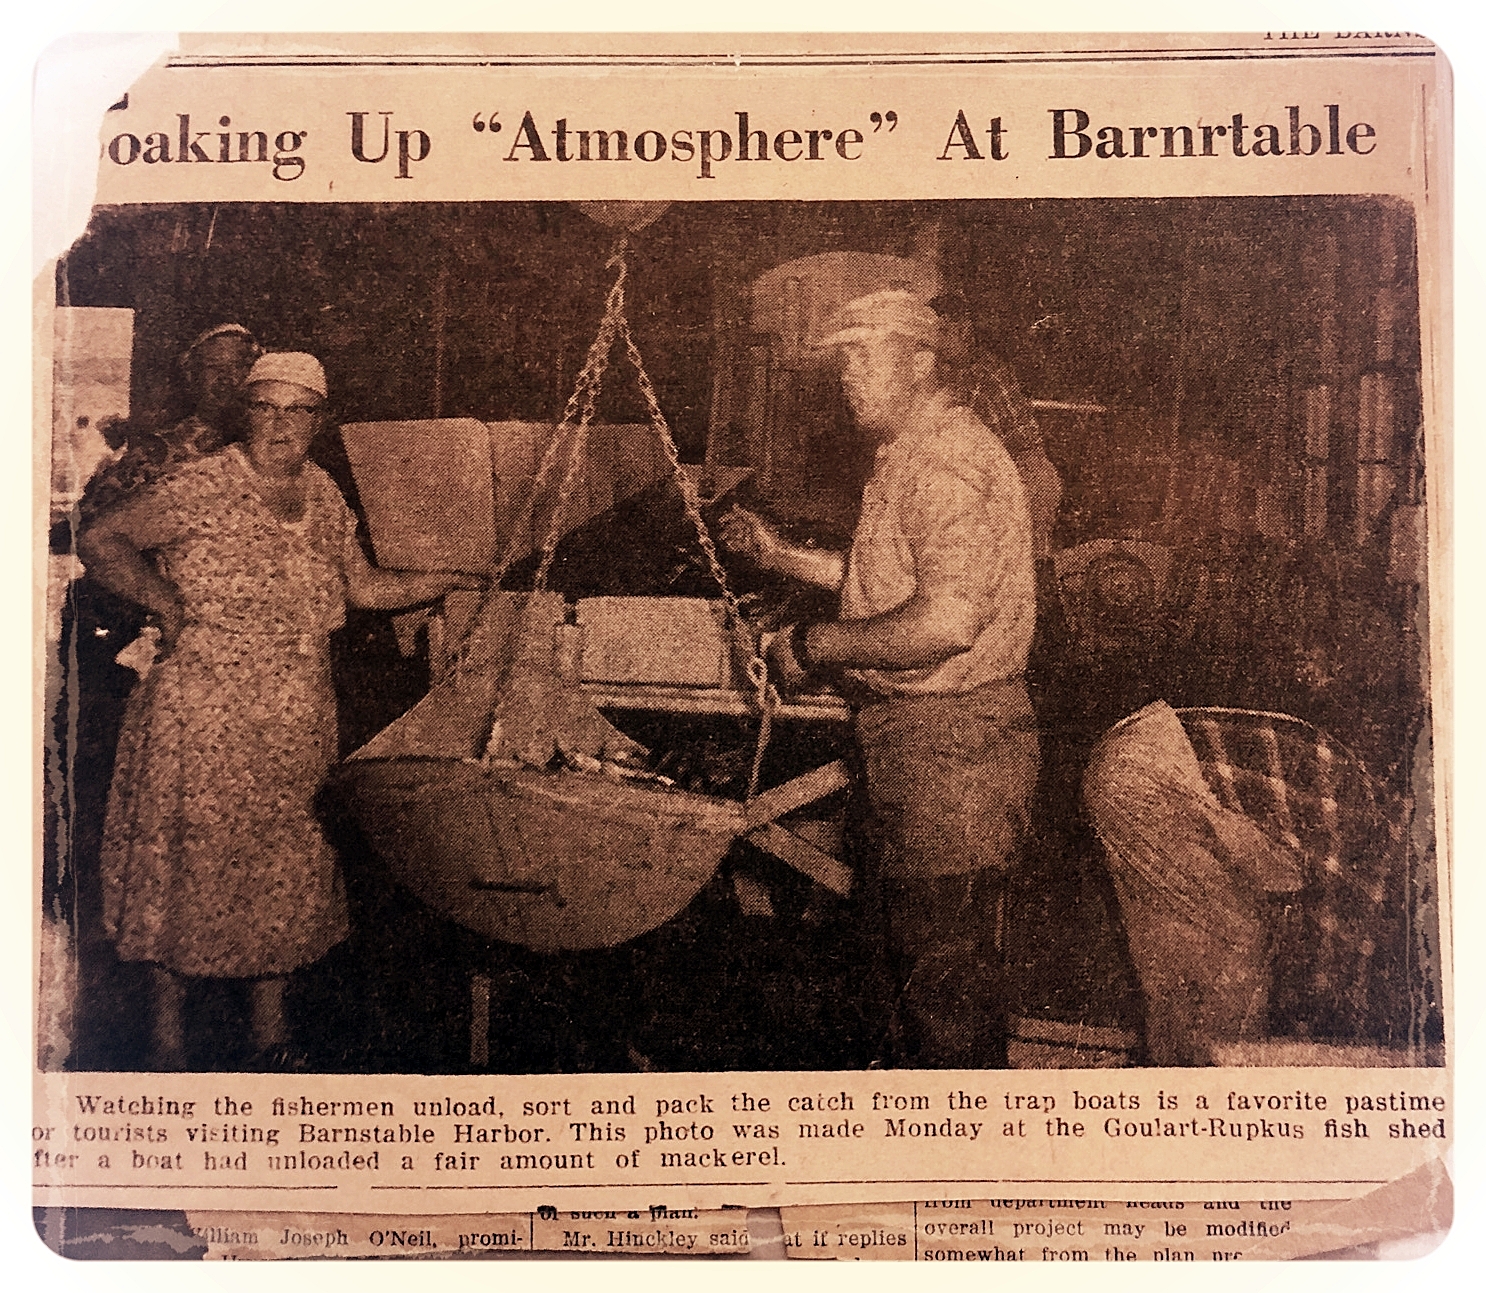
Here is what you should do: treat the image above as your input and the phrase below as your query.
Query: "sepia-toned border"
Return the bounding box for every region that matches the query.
[17,10,1480,1278]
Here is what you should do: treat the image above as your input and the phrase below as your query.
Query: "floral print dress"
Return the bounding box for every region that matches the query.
[100,445,355,977]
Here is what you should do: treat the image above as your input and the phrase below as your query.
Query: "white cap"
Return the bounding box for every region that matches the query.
[817,289,943,352]
[179,322,258,365]
[244,352,328,400]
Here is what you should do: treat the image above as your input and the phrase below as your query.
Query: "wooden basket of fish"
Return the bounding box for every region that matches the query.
[335,591,749,951]
[337,754,743,952]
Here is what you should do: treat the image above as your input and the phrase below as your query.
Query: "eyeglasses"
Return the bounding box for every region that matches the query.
[246,400,321,423]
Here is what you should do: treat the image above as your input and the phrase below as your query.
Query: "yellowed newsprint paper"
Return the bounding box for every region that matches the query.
[34,31,1450,1263]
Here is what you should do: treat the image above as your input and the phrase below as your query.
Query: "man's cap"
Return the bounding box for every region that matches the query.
[244,352,328,400]
[181,322,258,363]
[817,290,943,352]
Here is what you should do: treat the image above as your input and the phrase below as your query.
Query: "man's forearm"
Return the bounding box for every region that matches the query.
[768,542,845,591]
[803,592,979,672]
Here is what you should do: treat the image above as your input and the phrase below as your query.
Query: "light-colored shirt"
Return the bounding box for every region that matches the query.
[963,356,1063,561]
[840,388,1036,697]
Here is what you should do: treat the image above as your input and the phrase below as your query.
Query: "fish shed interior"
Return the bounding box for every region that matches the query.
[50,197,1440,1072]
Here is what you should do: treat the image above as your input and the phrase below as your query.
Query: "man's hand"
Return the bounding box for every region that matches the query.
[719,506,784,569]
[765,624,811,693]
[720,506,848,592]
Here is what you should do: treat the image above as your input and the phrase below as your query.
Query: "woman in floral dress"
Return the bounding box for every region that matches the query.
[79,352,477,1068]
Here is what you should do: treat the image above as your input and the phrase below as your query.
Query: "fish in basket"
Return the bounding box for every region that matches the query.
[335,591,747,952]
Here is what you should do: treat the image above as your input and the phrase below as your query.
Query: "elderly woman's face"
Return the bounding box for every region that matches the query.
[244,380,322,474]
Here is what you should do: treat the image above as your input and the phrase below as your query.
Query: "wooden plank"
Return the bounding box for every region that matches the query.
[745,823,854,897]
[577,597,731,687]
[745,761,852,829]
[340,418,496,572]
[487,421,671,570]
[582,682,851,722]
[488,419,542,565]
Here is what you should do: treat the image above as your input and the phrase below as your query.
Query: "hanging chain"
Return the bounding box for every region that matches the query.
[451,231,780,796]
[610,264,780,798]
[615,312,749,632]
[448,414,576,682]
[744,662,777,802]
[533,241,632,591]
[451,240,630,678]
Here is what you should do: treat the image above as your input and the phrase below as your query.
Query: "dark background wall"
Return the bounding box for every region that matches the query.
[57,198,1422,517]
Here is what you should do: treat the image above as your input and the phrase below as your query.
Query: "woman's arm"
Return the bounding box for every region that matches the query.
[77,513,187,650]
[340,537,483,610]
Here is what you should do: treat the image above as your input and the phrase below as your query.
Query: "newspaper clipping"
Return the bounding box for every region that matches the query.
[34,31,1451,1262]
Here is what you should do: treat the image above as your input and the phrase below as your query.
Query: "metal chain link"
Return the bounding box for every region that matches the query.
[533,242,632,590]
[609,260,781,798]
[451,241,630,678]
[615,311,751,633]
[453,233,780,797]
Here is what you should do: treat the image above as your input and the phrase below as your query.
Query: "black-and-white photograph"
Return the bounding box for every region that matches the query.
[43,195,1444,1079]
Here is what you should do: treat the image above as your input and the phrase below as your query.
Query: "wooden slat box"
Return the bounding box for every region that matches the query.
[576,597,732,687]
